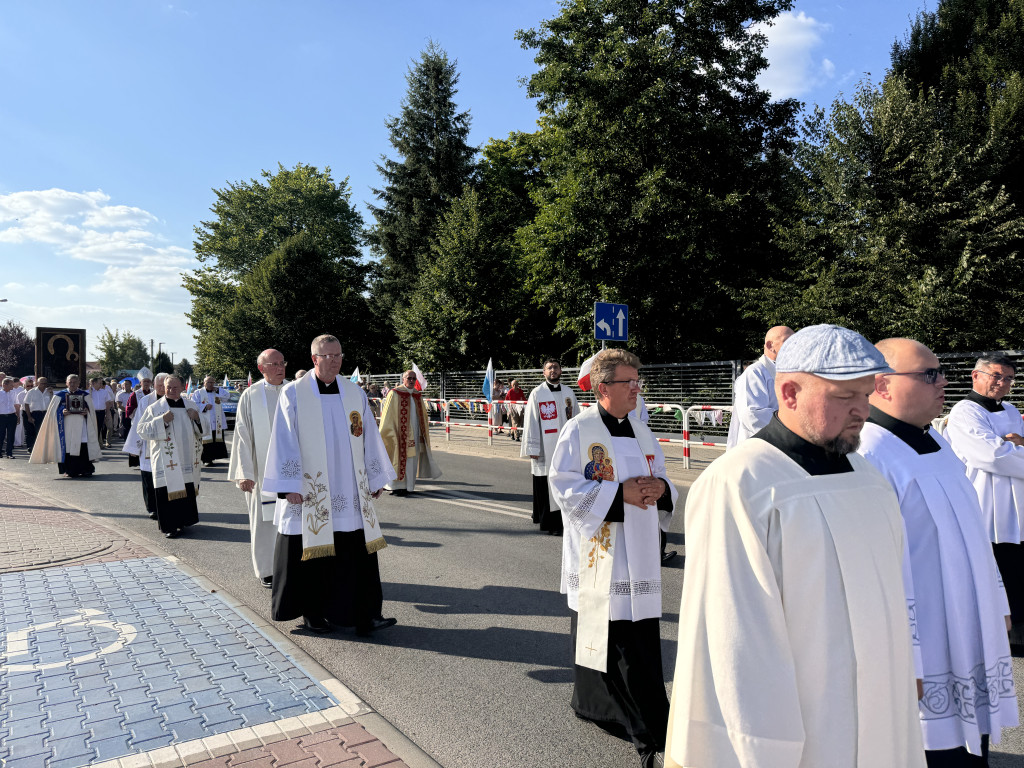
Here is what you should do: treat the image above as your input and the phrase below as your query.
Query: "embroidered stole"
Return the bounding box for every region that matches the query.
[295,376,387,560]
[341,380,387,554]
[250,381,278,520]
[574,407,656,673]
[150,399,190,500]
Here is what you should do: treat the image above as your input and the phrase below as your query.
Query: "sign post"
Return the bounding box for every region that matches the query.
[594,302,628,349]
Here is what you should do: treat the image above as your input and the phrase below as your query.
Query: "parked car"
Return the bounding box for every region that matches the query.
[223,390,240,430]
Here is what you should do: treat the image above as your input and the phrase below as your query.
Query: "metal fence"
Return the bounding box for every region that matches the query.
[361,348,1024,446]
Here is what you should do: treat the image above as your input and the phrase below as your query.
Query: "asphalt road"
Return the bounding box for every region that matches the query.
[3,433,1024,768]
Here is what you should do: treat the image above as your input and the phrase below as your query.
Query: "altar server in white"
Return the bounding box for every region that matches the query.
[945,355,1024,646]
[523,357,579,534]
[858,338,1017,765]
[124,373,166,517]
[191,375,229,465]
[229,349,288,588]
[550,348,677,768]
[667,324,924,768]
[262,334,397,636]
[725,324,793,448]
[136,375,203,539]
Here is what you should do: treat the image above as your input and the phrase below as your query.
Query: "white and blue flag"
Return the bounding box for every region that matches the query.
[482,358,494,402]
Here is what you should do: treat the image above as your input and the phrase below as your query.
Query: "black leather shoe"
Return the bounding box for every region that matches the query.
[389,489,408,497]
[356,616,398,637]
[661,550,678,565]
[302,616,333,634]
[261,576,273,589]
[165,531,178,539]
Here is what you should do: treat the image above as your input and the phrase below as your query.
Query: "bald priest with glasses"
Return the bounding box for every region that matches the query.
[946,354,1024,648]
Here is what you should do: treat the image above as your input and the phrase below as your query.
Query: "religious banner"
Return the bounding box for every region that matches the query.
[35,327,86,384]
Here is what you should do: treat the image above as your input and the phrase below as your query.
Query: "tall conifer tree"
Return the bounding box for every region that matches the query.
[368,42,478,327]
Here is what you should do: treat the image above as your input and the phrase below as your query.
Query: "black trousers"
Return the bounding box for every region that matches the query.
[926,734,989,766]
[569,611,669,755]
[272,530,383,630]
[532,474,563,533]
[95,411,107,444]
[993,543,1024,623]
[0,412,15,456]
[26,410,44,450]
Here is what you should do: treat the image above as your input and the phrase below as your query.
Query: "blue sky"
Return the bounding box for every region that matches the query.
[0,1,925,367]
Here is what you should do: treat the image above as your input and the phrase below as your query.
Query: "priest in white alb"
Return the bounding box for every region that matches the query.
[191,374,230,466]
[945,354,1024,650]
[262,334,397,636]
[124,372,165,518]
[136,374,203,539]
[524,357,580,534]
[228,349,288,588]
[725,324,793,448]
[30,373,101,478]
[549,348,677,768]
[123,369,153,468]
[667,324,925,768]
[858,338,1017,765]
[379,369,441,496]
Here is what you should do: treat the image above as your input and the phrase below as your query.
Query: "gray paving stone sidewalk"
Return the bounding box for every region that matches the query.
[0,479,425,768]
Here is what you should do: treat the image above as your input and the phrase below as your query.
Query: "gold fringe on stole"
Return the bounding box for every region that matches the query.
[202,436,213,444]
[300,543,335,561]
[365,537,388,554]
[167,489,188,501]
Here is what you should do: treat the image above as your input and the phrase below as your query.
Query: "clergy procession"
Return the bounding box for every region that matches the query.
[9,323,1024,768]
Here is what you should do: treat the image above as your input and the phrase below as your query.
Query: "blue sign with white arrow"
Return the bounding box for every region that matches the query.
[594,301,629,341]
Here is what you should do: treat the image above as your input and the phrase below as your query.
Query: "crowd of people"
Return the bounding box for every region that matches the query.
[8,323,1024,767]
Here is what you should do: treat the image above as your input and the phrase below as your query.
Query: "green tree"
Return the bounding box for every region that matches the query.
[368,42,478,328]
[173,358,194,384]
[184,164,370,373]
[151,350,174,375]
[754,78,1024,348]
[516,0,799,361]
[218,232,374,376]
[96,327,149,376]
[0,321,33,376]
[394,134,550,368]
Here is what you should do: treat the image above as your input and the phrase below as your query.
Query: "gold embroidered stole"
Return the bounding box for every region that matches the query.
[341,380,387,554]
[296,376,336,561]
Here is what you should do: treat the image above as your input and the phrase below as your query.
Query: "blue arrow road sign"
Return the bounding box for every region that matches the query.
[594,301,629,341]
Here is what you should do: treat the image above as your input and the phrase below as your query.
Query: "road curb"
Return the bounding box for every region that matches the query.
[0,472,444,768]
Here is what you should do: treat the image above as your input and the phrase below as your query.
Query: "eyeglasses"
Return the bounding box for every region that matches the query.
[262,361,287,367]
[605,379,644,389]
[884,367,947,385]
[975,369,1016,384]
[313,353,344,361]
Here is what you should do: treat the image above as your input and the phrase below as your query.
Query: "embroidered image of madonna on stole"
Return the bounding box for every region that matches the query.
[584,443,615,482]
[349,411,363,437]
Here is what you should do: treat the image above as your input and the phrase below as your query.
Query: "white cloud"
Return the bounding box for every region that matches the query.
[753,11,835,99]
[0,188,188,267]
[0,187,198,360]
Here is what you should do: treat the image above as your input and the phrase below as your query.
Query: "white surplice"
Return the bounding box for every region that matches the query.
[262,376,394,535]
[135,398,201,488]
[725,355,777,449]
[859,421,1017,753]
[191,387,229,433]
[550,415,677,620]
[666,438,924,768]
[946,399,1024,543]
[522,382,579,507]
[124,391,158,470]
[227,379,283,578]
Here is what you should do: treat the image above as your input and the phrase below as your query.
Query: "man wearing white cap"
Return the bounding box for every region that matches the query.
[666,324,925,768]
[725,324,794,449]
[859,339,1017,764]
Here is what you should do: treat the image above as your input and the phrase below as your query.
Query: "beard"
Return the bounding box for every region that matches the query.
[821,434,860,455]
[545,373,561,384]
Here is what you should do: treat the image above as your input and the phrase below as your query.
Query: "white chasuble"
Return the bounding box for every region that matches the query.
[550,408,677,672]
[522,383,579,506]
[136,398,202,495]
[228,380,281,522]
[666,439,924,768]
[262,376,395,549]
[946,399,1024,543]
[859,423,1017,752]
